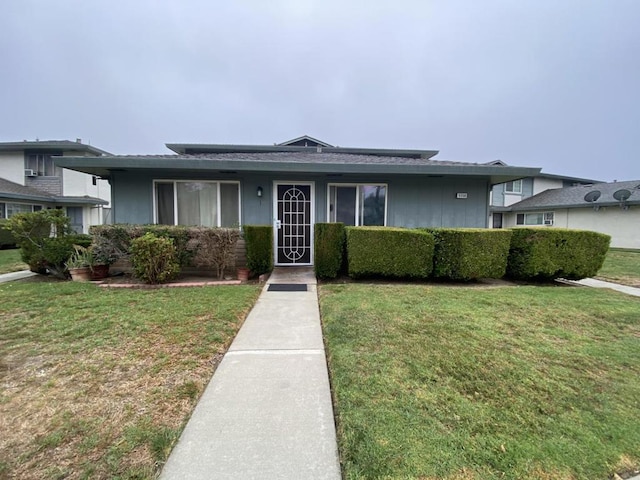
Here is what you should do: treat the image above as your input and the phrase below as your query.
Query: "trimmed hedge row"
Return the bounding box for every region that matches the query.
[314,223,346,279]
[0,219,16,248]
[243,225,273,275]
[426,228,513,281]
[346,227,434,279]
[507,228,610,280]
[329,226,609,282]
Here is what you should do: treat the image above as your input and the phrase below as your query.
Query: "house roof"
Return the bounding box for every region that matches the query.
[0,140,111,156]
[0,177,108,205]
[507,180,640,211]
[165,142,440,159]
[55,151,541,185]
[277,135,334,147]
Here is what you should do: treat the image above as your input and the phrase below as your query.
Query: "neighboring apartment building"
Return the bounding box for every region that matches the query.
[0,140,111,233]
[490,168,599,228]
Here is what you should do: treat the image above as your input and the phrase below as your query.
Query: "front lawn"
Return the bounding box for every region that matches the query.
[0,248,28,274]
[320,284,640,480]
[0,280,261,479]
[597,248,640,287]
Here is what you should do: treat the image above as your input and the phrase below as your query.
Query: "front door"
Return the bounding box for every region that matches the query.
[274,182,314,266]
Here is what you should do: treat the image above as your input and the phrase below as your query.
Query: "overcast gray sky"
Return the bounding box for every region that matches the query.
[1,0,639,181]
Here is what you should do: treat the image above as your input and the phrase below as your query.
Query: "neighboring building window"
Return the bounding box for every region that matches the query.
[516,212,554,226]
[504,179,523,193]
[154,181,240,227]
[0,203,5,219]
[328,184,387,226]
[26,153,56,176]
[4,203,42,218]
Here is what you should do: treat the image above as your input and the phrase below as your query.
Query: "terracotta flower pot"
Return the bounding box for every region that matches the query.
[69,267,92,282]
[237,267,250,282]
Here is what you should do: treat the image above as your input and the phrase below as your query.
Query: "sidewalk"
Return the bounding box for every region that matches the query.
[562,277,640,297]
[0,270,37,283]
[159,267,341,480]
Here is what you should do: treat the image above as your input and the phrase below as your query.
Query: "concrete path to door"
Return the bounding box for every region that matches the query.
[159,267,341,480]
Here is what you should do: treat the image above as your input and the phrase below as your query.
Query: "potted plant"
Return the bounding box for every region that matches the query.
[89,235,124,280]
[66,245,94,281]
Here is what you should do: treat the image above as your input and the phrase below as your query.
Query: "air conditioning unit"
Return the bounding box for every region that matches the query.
[544,219,554,226]
[25,169,37,177]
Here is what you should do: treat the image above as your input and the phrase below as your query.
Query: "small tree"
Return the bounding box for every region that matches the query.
[4,210,89,279]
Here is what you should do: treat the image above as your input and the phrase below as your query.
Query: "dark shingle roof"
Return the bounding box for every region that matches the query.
[509,180,640,210]
[0,177,108,205]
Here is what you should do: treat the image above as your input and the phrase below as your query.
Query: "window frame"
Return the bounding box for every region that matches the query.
[3,202,43,218]
[504,179,523,194]
[516,211,554,226]
[326,183,388,226]
[152,179,242,228]
[25,153,57,176]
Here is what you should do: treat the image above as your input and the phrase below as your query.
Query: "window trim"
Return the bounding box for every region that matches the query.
[2,202,44,218]
[504,179,523,194]
[516,211,554,226]
[152,179,242,227]
[326,183,388,226]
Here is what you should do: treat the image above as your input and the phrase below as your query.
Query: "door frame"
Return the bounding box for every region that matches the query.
[272,181,315,266]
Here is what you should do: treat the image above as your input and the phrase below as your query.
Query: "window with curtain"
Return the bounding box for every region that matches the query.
[26,153,57,176]
[328,184,386,226]
[154,181,240,227]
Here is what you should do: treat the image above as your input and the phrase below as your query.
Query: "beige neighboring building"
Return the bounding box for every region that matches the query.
[500,180,640,249]
[0,140,111,232]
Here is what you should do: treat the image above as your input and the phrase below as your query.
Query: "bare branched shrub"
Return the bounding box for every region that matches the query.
[187,228,241,279]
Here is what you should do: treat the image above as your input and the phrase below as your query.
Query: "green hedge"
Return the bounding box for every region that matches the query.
[90,224,194,267]
[314,223,346,279]
[243,225,273,275]
[507,228,611,280]
[0,219,16,248]
[346,226,434,279]
[426,228,513,281]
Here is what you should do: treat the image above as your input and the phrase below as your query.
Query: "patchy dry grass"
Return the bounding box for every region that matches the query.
[597,248,640,287]
[0,279,261,479]
[0,249,27,275]
[320,283,640,480]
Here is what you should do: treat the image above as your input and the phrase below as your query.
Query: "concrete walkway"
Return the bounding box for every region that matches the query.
[0,270,37,283]
[564,277,640,297]
[159,267,341,480]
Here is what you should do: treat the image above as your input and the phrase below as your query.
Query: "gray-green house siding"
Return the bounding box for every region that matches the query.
[110,171,490,228]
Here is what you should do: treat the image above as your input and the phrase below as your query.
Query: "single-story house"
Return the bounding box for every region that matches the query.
[499,180,640,249]
[56,136,540,266]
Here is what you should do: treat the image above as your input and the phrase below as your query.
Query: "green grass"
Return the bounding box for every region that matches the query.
[0,248,28,274]
[319,283,640,480]
[597,248,640,286]
[0,280,261,479]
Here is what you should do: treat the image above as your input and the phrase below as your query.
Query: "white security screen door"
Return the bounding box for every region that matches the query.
[274,182,314,265]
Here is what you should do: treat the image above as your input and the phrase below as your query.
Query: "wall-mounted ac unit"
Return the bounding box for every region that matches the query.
[544,219,554,226]
[25,169,37,177]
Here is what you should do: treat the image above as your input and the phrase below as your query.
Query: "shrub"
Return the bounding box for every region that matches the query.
[507,228,611,281]
[187,227,241,279]
[0,219,17,248]
[244,225,273,275]
[346,227,434,279]
[3,210,88,278]
[90,224,193,267]
[426,228,513,281]
[314,223,346,279]
[130,233,180,284]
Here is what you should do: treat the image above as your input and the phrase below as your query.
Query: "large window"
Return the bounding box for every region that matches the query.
[504,179,523,194]
[26,153,56,176]
[0,203,43,219]
[328,184,387,226]
[154,181,240,227]
[516,212,554,226]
